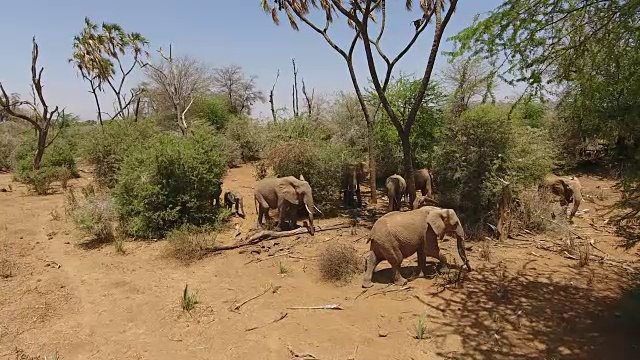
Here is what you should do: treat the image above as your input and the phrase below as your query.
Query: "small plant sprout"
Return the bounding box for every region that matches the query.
[278,260,289,275]
[414,314,427,340]
[181,284,199,313]
[114,236,126,255]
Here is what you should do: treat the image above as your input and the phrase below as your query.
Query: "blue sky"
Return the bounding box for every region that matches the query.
[0,0,511,121]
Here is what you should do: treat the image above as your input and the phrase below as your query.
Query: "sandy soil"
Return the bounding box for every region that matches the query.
[1,164,638,359]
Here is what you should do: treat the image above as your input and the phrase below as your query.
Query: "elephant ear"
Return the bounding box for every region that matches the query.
[277,181,299,204]
[426,210,446,237]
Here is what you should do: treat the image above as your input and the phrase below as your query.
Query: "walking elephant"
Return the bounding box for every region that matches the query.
[385,174,406,212]
[413,168,433,198]
[224,190,246,218]
[254,175,316,235]
[362,206,472,288]
[538,174,583,219]
[342,161,368,208]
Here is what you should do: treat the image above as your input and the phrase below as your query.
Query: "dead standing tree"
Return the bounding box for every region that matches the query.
[269,70,280,122]
[212,64,266,116]
[142,44,213,135]
[262,0,458,207]
[292,58,300,117]
[0,37,64,170]
[301,77,315,118]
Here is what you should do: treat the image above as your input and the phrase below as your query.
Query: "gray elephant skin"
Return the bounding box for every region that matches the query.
[413,168,433,198]
[538,174,583,219]
[254,175,316,235]
[362,206,472,288]
[385,174,407,211]
[224,190,246,218]
[342,161,368,208]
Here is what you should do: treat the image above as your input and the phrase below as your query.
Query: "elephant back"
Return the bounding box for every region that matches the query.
[371,210,429,247]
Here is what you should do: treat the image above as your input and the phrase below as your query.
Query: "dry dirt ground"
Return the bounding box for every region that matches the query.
[1,164,639,360]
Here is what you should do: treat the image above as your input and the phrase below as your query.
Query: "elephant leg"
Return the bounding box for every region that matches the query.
[388,248,408,286]
[256,206,265,229]
[417,243,428,278]
[362,250,379,288]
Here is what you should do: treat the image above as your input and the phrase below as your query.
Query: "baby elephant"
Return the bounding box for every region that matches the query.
[385,174,407,211]
[362,206,472,288]
[224,190,246,218]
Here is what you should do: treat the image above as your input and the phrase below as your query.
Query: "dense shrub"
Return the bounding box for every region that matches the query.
[191,95,232,130]
[21,166,68,195]
[113,125,227,238]
[266,139,357,211]
[432,104,555,226]
[82,119,160,188]
[318,243,361,283]
[223,115,264,162]
[0,121,30,171]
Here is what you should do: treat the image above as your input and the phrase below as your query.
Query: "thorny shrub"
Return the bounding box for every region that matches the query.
[66,185,117,242]
[511,189,570,235]
[266,140,358,212]
[432,104,555,228]
[113,125,227,238]
[318,243,361,283]
[165,222,228,263]
[82,119,160,188]
[224,115,264,162]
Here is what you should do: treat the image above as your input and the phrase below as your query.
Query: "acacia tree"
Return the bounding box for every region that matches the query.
[70,17,149,125]
[261,0,458,207]
[142,45,214,135]
[0,37,64,170]
[212,64,266,115]
[442,56,497,116]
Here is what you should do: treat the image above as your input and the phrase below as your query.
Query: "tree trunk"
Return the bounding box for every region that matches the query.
[400,132,415,209]
[33,129,47,170]
[366,119,377,204]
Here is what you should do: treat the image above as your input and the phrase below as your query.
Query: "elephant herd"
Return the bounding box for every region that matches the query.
[212,164,583,288]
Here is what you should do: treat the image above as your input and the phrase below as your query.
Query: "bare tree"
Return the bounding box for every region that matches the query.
[442,56,496,115]
[262,0,459,207]
[0,37,64,170]
[212,64,266,115]
[301,77,315,118]
[269,69,280,122]
[70,17,149,125]
[142,45,213,135]
[292,58,300,117]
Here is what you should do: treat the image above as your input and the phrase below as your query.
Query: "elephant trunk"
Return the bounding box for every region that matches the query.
[454,224,472,271]
[570,190,582,218]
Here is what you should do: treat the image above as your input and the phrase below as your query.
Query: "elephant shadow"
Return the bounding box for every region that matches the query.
[370,261,451,285]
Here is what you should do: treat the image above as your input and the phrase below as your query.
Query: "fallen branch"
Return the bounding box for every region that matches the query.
[287,304,344,310]
[288,345,319,360]
[230,284,273,312]
[245,251,291,265]
[245,312,288,331]
[208,222,350,253]
[364,286,413,299]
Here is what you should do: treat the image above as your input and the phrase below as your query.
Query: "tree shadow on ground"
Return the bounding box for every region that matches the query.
[430,264,640,360]
[615,222,640,250]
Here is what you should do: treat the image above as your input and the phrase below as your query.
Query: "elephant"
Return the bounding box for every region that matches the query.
[385,174,407,212]
[211,179,223,208]
[254,175,316,235]
[413,168,433,198]
[413,195,440,209]
[342,161,369,208]
[224,190,246,218]
[538,174,583,219]
[362,206,472,288]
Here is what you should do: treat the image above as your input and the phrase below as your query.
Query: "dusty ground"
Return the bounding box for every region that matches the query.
[1,164,639,359]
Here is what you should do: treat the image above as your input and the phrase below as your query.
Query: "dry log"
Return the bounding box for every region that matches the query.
[207,222,350,253]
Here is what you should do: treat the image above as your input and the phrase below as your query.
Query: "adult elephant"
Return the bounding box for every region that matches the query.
[342,161,368,208]
[362,206,472,288]
[385,174,406,212]
[413,168,433,198]
[538,174,583,219]
[254,175,316,235]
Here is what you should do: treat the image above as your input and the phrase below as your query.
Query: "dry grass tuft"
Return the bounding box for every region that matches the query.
[166,226,218,263]
[479,240,493,262]
[318,243,361,284]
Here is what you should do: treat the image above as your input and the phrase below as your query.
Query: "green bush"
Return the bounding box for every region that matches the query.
[0,121,30,171]
[223,116,264,162]
[113,125,228,238]
[432,104,555,227]
[191,95,232,130]
[82,119,160,188]
[22,166,67,195]
[266,140,357,211]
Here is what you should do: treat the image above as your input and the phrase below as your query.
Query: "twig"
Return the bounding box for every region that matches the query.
[563,251,579,260]
[347,344,359,360]
[245,252,291,265]
[230,284,273,312]
[288,345,319,360]
[287,304,344,310]
[364,286,413,299]
[245,312,288,331]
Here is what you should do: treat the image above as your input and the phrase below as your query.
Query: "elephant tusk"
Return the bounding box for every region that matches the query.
[313,204,323,215]
[304,203,312,215]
